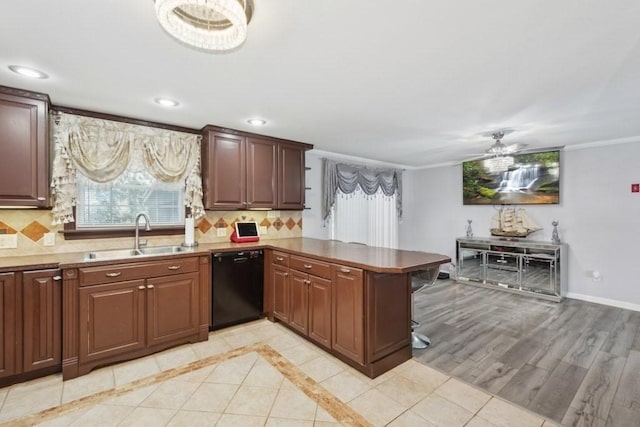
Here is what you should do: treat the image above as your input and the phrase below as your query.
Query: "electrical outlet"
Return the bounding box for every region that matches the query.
[0,234,18,249]
[267,210,278,218]
[43,232,56,246]
[216,228,227,237]
[259,226,267,235]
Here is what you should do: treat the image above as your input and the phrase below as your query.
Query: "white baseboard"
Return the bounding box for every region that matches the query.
[566,292,640,312]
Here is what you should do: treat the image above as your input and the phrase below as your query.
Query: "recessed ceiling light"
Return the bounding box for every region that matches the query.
[8,65,49,79]
[154,97,180,107]
[247,118,267,126]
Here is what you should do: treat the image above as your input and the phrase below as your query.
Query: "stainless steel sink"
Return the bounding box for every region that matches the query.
[83,245,191,261]
[139,245,190,256]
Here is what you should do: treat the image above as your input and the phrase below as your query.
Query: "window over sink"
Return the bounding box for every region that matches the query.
[75,170,185,228]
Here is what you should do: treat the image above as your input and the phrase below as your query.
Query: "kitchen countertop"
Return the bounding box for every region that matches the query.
[0,238,451,274]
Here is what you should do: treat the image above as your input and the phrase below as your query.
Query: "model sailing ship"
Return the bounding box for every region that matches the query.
[491,207,542,237]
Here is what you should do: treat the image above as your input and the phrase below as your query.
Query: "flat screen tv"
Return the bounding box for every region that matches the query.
[462,150,560,205]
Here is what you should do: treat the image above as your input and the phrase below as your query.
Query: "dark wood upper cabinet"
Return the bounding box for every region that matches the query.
[278,143,306,210]
[201,126,311,211]
[246,137,277,209]
[0,86,50,207]
[202,131,246,209]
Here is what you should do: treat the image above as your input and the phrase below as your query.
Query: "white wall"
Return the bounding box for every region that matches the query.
[301,151,330,240]
[399,141,640,310]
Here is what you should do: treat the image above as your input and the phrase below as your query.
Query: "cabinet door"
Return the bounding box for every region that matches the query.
[146,272,199,347]
[0,272,16,379]
[288,270,309,335]
[308,275,331,348]
[277,144,306,210]
[272,264,290,323]
[0,91,49,207]
[22,269,61,373]
[522,255,557,294]
[202,131,246,209]
[246,137,277,209]
[331,265,364,365]
[79,280,146,363]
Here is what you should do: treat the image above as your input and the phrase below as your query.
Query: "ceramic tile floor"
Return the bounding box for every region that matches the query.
[0,320,561,426]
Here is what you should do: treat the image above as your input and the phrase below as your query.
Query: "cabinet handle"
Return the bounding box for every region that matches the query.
[276,256,284,261]
[53,275,62,281]
[304,279,311,285]
[147,284,155,289]
[105,272,122,277]
[284,272,289,277]
[167,265,181,270]
[340,268,351,274]
[303,264,312,269]
[138,285,146,290]
[37,197,46,201]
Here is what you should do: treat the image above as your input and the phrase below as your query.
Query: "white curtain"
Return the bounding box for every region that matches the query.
[50,113,204,225]
[329,187,398,248]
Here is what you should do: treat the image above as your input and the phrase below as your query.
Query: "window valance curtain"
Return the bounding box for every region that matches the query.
[51,113,204,225]
[322,159,402,221]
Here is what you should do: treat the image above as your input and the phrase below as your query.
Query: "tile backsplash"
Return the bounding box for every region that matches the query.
[0,209,302,257]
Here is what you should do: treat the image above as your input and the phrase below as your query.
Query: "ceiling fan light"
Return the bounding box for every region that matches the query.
[155,0,253,52]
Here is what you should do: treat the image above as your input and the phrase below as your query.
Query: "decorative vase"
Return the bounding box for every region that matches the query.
[551,221,560,244]
[466,219,473,238]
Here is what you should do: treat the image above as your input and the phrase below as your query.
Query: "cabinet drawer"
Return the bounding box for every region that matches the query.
[79,257,199,286]
[272,251,290,267]
[290,255,331,279]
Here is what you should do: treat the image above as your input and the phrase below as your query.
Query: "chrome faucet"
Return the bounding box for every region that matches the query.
[134,213,152,252]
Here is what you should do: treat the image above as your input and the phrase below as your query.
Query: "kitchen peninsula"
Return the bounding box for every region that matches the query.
[0,238,449,385]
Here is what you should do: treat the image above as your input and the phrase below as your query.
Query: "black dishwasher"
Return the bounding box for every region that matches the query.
[211,250,264,330]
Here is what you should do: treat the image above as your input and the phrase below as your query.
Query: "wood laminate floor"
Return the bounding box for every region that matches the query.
[413,280,640,426]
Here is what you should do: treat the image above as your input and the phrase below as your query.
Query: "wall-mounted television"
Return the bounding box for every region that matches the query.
[462,150,560,205]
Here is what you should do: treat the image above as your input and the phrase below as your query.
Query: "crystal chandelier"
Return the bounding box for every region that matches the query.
[484,131,515,173]
[486,131,511,156]
[155,0,254,52]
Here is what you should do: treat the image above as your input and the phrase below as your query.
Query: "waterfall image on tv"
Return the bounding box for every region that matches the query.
[462,150,560,205]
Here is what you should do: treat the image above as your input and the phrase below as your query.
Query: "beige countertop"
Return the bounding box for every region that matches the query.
[0,238,451,274]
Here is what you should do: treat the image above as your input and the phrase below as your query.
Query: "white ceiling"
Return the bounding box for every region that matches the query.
[2,0,640,168]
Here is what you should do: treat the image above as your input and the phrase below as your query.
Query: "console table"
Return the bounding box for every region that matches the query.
[455,237,567,302]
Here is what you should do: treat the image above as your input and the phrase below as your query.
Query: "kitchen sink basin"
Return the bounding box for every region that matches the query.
[139,245,190,256]
[83,245,191,261]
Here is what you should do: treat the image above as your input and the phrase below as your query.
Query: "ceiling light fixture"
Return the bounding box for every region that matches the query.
[247,118,266,126]
[486,131,512,157]
[8,65,49,79]
[484,131,515,173]
[154,97,180,107]
[154,0,254,52]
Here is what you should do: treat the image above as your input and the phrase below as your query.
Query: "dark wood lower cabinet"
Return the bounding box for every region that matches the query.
[331,265,365,365]
[1,268,62,387]
[265,249,413,378]
[0,272,17,379]
[63,256,209,380]
[22,269,62,373]
[147,272,199,346]
[288,270,309,335]
[308,275,332,348]
[79,279,146,363]
[272,263,290,323]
